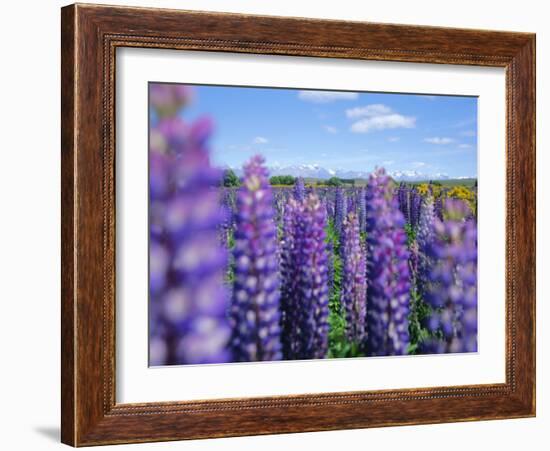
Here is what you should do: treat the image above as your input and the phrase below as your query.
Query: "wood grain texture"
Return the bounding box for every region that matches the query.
[60,5,76,446]
[60,3,536,446]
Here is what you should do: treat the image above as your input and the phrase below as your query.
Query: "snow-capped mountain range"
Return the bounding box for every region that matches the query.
[226,163,472,182]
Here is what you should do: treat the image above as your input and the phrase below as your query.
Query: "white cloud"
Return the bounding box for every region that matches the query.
[411,161,426,168]
[382,160,395,166]
[424,137,455,145]
[460,130,476,137]
[350,114,416,133]
[458,143,473,149]
[323,125,338,134]
[346,104,392,119]
[253,136,268,144]
[387,136,400,142]
[346,104,415,134]
[452,118,476,129]
[298,90,359,103]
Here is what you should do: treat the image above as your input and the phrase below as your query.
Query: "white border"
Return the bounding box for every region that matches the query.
[116,48,506,403]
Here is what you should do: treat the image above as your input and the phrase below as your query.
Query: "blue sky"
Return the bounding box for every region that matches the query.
[171,84,477,178]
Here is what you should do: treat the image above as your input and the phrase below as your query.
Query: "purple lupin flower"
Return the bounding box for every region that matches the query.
[397,183,411,224]
[340,212,367,345]
[280,198,300,358]
[416,195,436,293]
[326,192,335,220]
[280,194,330,360]
[365,168,411,356]
[320,194,328,217]
[320,194,335,298]
[273,189,286,224]
[347,191,355,215]
[358,187,367,234]
[420,199,477,354]
[298,194,331,359]
[149,83,193,118]
[409,189,422,229]
[409,240,419,286]
[326,235,335,298]
[293,177,306,202]
[334,188,347,235]
[230,155,282,361]
[148,83,231,366]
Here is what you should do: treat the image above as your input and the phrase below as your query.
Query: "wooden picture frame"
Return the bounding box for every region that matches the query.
[61,3,536,446]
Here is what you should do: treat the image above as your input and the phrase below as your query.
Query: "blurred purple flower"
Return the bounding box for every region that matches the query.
[150,83,193,118]
[420,199,478,353]
[148,83,231,366]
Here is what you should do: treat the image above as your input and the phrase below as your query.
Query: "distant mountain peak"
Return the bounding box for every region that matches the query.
[225,163,466,181]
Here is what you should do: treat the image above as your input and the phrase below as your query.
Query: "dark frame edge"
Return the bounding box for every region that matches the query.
[61,3,77,447]
[511,34,536,418]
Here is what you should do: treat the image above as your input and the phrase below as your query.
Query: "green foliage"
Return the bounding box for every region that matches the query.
[326,220,365,359]
[325,177,343,187]
[321,177,356,186]
[338,178,356,186]
[223,169,241,187]
[269,175,296,186]
[407,281,447,354]
[407,289,431,354]
[327,249,350,357]
[404,223,416,247]
[224,229,235,284]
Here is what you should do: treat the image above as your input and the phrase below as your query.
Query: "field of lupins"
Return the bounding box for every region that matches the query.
[149,83,478,366]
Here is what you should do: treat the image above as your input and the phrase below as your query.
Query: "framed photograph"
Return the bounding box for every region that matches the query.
[61,3,535,446]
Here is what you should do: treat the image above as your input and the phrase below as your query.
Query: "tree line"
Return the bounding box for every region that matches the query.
[223,169,357,187]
